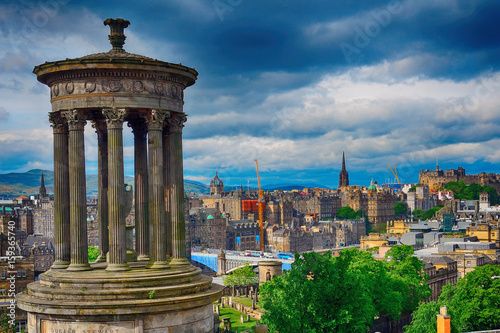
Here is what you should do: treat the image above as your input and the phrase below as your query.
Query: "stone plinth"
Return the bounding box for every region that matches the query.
[18,262,223,332]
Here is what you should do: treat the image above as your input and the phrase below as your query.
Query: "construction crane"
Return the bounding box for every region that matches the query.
[388,164,401,184]
[255,160,265,252]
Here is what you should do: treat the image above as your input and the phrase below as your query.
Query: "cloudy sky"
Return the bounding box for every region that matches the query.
[1,0,500,188]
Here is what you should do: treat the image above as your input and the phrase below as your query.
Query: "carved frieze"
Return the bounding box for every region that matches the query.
[48,77,184,101]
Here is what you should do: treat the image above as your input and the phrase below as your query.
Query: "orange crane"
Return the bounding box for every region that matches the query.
[255,160,265,252]
[388,164,401,184]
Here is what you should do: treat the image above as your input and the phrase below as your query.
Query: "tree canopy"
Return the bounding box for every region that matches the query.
[88,246,99,262]
[395,202,408,217]
[336,206,364,220]
[222,262,258,286]
[405,264,500,333]
[260,246,430,333]
[445,181,499,205]
[412,205,443,221]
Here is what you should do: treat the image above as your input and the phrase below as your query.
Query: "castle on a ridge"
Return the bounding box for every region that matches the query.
[419,166,500,192]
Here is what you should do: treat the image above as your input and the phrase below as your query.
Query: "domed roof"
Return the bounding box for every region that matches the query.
[206,215,214,219]
[368,178,377,191]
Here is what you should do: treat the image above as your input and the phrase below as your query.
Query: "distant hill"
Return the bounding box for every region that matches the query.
[263,183,331,191]
[0,169,209,197]
[0,169,329,197]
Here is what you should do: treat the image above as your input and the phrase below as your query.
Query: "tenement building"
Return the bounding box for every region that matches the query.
[17,18,222,332]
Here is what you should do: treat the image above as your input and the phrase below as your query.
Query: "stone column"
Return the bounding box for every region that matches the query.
[162,126,172,259]
[145,109,169,269]
[62,110,91,271]
[93,119,109,263]
[167,113,190,266]
[48,112,70,269]
[103,108,130,271]
[129,119,149,261]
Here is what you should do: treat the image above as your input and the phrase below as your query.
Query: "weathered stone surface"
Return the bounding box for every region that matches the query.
[19,17,222,333]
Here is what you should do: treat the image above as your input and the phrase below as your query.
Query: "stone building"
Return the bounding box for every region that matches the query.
[406,185,439,211]
[210,171,224,195]
[421,256,458,302]
[367,187,396,224]
[419,166,500,192]
[226,220,261,251]
[33,195,54,237]
[437,241,498,277]
[190,206,227,250]
[18,207,34,235]
[334,219,365,247]
[360,232,388,250]
[466,221,499,247]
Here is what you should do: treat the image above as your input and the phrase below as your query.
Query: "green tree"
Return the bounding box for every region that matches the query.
[405,264,500,333]
[412,209,425,221]
[386,245,431,313]
[88,246,99,262]
[423,206,441,220]
[336,206,363,220]
[394,202,408,217]
[0,313,16,333]
[223,262,258,286]
[481,185,500,206]
[260,248,428,333]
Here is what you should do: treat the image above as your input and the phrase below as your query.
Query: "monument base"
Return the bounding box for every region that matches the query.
[17,261,223,333]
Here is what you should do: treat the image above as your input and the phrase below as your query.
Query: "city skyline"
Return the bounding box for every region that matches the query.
[1,1,500,189]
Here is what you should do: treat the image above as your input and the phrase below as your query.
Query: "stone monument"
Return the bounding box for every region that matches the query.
[17,18,222,332]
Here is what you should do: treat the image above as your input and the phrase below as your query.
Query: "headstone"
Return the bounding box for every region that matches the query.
[240,314,245,323]
[255,324,269,333]
[246,314,250,322]
[222,317,231,333]
[252,295,257,310]
[229,296,232,307]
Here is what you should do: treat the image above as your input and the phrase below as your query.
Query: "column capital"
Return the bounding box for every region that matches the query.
[61,110,86,131]
[144,109,169,131]
[48,112,67,134]
[166,113,187,134]
[103,108,126,129]
[128,119,148,140]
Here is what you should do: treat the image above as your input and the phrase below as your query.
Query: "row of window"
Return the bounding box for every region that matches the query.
[1,270,27,278]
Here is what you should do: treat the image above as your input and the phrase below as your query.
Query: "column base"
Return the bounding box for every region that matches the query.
[95,254,108,263]
[147,261,170,269]
[66,263,92,271]
[106,263,131,272]
[169,257,191,266]
[137,254,150,261]
[51,261,70,269]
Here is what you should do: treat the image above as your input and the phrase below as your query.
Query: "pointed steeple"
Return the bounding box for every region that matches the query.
[342,151,346,171]
[339,151,349,188]
[39,170,47,198]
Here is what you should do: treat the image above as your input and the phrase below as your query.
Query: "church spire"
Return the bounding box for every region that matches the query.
[39,170,47,198]
[339,151,349,188]
[342,151,346,172]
